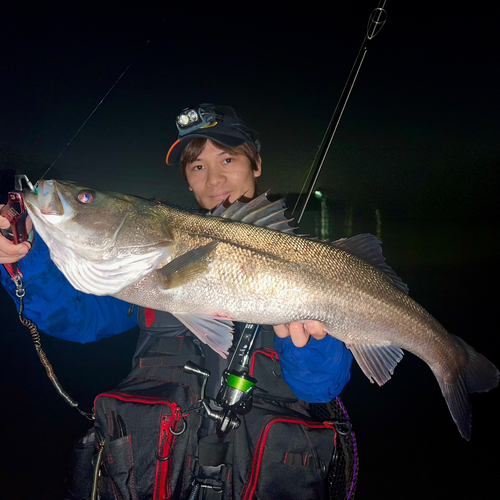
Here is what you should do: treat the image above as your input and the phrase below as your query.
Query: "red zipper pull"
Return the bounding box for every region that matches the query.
[156,416,171,462]
[322,421,338,446]
[155,415,172,500]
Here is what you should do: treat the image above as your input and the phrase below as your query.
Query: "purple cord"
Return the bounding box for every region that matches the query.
[336,396,358,500]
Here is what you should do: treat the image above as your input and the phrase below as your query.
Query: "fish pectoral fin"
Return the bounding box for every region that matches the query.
[172,313,233,359]
[346,343,404,386]
[157,241,219,289]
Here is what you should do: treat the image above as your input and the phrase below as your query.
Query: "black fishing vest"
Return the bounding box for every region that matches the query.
[64,309,358,500]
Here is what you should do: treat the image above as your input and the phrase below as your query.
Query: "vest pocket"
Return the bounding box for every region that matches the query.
[94,392,185,500]
[241,417,337,500]
[102,435,139,500]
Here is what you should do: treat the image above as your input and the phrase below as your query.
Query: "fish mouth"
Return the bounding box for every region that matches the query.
[24,179,134,255]
[25,180,73,222]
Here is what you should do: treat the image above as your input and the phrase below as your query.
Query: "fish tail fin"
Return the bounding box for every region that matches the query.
[436,335,499,440]
[453,336,500,394]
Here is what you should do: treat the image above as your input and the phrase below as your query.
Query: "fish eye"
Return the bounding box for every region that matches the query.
[77,190,97,204]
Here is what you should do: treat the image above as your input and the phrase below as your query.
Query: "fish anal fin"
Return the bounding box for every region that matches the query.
[347,343,404,386]
[157,241,218,289]
[173,313,233,358]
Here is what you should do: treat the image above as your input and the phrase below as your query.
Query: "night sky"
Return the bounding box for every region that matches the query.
[1,1,499,499]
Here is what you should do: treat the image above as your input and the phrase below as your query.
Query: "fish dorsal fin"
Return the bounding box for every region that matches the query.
[346,343,404,386]
[208,192,297,234]
[208,197,406,291]
[332,234,409,294]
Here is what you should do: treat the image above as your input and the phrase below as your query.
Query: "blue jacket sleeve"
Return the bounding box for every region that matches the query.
[0,234,138,343]
[274,334,353,403]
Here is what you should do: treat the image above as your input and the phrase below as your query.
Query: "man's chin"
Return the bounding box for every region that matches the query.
[200,191,254,210]
[198,198,226,211]
[204,194,233,210]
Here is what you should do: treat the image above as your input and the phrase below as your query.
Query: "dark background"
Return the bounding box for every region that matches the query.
[1,1,499,498]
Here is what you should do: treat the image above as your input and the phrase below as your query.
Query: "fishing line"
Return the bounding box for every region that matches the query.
[14,12,167,420]
[39,16,167,181]
[292,1,387,223]
[38,65,131,181]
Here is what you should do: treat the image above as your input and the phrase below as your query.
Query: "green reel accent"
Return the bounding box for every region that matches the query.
[227,374,255,392]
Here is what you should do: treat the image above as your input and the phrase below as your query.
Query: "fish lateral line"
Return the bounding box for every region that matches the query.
[24,180,500,439]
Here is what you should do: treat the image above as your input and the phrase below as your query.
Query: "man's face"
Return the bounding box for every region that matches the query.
[185,140,262,210]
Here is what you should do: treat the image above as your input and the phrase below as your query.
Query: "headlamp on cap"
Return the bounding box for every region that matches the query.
[176,105,219,136]
[167,103,261,165]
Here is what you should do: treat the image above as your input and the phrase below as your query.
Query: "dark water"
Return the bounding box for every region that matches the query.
[0,215,498,499]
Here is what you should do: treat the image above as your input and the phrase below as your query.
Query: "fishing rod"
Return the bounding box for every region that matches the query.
[292,1,387,225]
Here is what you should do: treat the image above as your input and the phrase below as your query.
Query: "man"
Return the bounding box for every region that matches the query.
[0,104,356,499]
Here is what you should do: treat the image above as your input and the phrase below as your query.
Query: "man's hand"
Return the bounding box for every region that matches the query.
[274,320,327,347]
[0,207,32,264]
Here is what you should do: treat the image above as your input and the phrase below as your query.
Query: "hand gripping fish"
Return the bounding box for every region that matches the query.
[24,180,499,440]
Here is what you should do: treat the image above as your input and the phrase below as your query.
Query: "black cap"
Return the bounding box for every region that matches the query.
[166,103,260,165]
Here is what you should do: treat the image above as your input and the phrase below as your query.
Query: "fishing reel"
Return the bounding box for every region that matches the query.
[183,324,261,437]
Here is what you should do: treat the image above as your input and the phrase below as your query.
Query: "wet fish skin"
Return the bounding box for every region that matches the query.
[24,180,499,440]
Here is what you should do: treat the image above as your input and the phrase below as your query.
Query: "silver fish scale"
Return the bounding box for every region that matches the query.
[121,209,445,357]
[24,181,500,440]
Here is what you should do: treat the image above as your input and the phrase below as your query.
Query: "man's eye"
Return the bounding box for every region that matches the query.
[193,164,204,171]
[223,157,234,164]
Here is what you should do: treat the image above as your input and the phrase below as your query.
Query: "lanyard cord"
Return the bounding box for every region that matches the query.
[7,266,94,420]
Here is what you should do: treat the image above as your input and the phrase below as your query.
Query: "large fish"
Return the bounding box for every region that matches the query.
[24,180,498,440]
